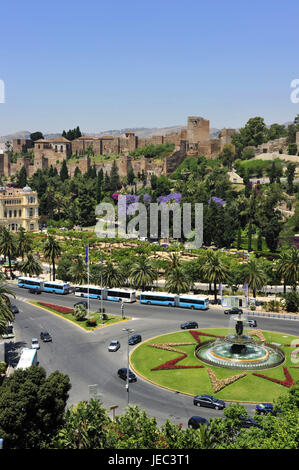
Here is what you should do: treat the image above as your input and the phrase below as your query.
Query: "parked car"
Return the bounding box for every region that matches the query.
[117,368,137,382]
[2,325,14,338]
[74,301,88,309]
[108,340,120,352]
[255,403,282,416]
[40,331,52,342]
[29,288,42,294]
[128,334,142,345]
[209,299,221,305]
[180,321,198,330]
[224,307,243,315]
[247,319,257,328]
[193,394,225,410]
[10,304,19,314]
[188,416,210,429]
[31,338,40,349]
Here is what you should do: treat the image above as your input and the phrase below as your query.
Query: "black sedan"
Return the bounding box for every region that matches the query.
[224,307,243,315]
[40,331,52,342]
[188,416,209,429]
[180,321,198,330]
[193,394,225,410]
[117,368,137,383]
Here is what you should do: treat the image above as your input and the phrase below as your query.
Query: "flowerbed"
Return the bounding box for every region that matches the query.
[253,367,295,388]
[207,368,247,393]
[37,302,73,314]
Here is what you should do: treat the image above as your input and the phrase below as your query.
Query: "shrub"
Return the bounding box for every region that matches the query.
[86,318,97,327]
[283,292,299,312]
[73,304,87,321]
[0,362,7,375]
[265,300,281,312]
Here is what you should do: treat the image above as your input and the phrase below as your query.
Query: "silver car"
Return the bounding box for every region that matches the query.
[108,340,120,352]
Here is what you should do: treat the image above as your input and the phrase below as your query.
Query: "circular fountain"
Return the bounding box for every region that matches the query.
[196,312,285,370]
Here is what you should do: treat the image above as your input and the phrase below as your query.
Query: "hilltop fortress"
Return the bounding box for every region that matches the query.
[1,116,237,179]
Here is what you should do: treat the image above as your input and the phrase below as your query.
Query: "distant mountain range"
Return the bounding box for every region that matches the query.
[0,125,221,143]
[0,120,293,144]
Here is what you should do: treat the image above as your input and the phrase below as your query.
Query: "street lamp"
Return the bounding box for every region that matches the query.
[122,327,134,406]
[121,301,124,319]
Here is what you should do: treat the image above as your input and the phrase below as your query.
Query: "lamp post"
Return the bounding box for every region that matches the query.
[122,327,134,406]
[121,301,124,319]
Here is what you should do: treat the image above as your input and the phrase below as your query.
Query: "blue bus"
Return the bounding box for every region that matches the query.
[18,277,70,294]
[43,281,70,295]
[74,286,136,302]
[139,292,178,307]
[18,277,43,291]
[178,295,209,310]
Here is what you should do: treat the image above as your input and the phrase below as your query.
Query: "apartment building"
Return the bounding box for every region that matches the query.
[0,185,39,232]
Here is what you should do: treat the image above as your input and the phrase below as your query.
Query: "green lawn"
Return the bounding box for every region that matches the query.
[130,328,299,402]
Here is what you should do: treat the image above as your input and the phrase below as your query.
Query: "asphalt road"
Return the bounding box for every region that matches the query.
[6,285,299,427]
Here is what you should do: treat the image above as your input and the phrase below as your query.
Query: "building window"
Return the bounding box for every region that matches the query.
[14,210,17,217]
[4,211,7,218]
[9,210,12,218]
[30,224,34,231]
[19,209,22,217]
[60,145,63,152]
[11,224,15,230]
[29,208,33,217]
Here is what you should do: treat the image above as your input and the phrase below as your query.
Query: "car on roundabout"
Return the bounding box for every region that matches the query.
[255,403,282,416]
[180,321,198,330]
[128,334,142,345]
[108,340,120,352]
[40,331,52,342]
[117,368,137,382]
[193,394,225,410]
[224,307,243,315]
[188,416,209,429]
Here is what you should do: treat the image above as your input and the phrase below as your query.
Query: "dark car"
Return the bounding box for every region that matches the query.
[224,307,243,315]
[40,331,52,342]
[240,416,259,428]
[10,304,19,314]
[193,394,225,410]
[255,403,282,416]
[74,301,88,309]
[29,288,42,294]
[180,321,199,330]
[188,416,210,429]
[209,299,221,305]
[128,334,142,345]
[117,368,137,382]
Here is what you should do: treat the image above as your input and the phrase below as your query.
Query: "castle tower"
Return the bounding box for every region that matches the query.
[187,116,211,156]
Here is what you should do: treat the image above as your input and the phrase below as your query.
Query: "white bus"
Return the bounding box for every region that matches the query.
[74,285,136,303]
[16,348,38,370]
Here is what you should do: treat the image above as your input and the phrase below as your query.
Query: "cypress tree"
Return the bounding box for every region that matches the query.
[60,160,69,182]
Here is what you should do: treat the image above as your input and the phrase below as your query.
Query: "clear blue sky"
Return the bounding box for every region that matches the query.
[0,0,298,135]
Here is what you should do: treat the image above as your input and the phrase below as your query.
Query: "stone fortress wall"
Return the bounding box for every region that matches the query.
[0,116,238,180]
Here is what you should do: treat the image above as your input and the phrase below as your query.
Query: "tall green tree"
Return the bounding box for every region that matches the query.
[0,227,16,279]
[18,253,42,277]
[0,366,71,449]
[43,236,61,281]
[60,160,69,182]
[242,257,267,297]
[201,251,229,301]
[16,227,31,261]
[129,256,157,291]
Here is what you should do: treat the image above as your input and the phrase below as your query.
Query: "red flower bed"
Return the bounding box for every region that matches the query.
[151,353,204,371]
[37,302,73,314]
[253,367,295,388]
[189,330,224,344]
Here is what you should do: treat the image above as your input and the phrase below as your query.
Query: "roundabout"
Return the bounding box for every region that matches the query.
[130,327,299,403]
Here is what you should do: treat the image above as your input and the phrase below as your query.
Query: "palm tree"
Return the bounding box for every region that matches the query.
[129,256,157,291]
[43,235,61,281]
[0,280,15,335]
[101,261,125,288]
[277,247,299,293]
[201,250,229,301]
[68,257,87,285]
[165,253,182,273]
[165,266,192,294]
[242,257,268,298]
[0,227,17,279]
[18,253,42,277]
[16,227,31,261]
